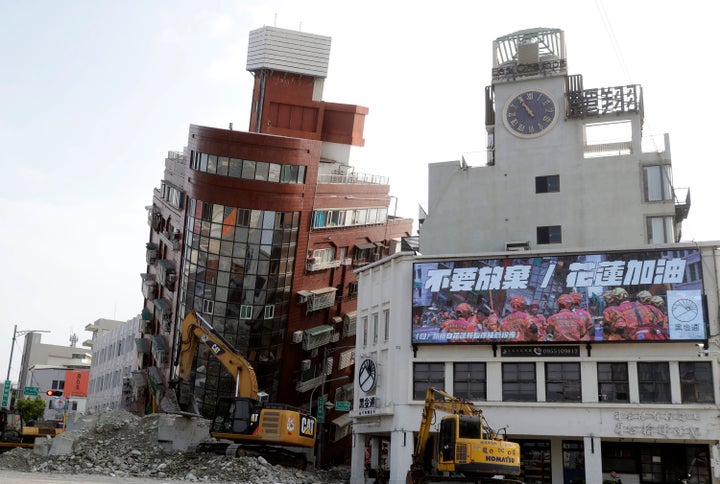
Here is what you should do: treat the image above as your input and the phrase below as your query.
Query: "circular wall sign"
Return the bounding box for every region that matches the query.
[358,358,377,393]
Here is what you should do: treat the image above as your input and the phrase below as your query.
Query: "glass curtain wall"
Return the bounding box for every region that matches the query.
[180,198,299,416]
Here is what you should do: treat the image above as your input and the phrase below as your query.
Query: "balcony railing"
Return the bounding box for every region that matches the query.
[674,187,691,223]
[296,374,323,393]
[316,172,388,185]
[306,259,342,272]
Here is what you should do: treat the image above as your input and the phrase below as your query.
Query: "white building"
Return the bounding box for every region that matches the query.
[351,28,718,484]
[86,317,143,413]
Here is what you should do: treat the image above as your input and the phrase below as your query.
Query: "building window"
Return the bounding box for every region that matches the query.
[202,299,214,315]
[647,216,674,244]
[362,316,368,346]
[348,281,359,299]
[383,309,390,341]
[312,247,335,263]
[413,362,444,400]
[263,305,275,319]
[240,305,253,320]
[502,362,536,402]
[679,362,714,403]
[545,363,581,402]
[643,165,673,201]
[535,175,560,193]
[597,362,629,402]
[372,313,379,344]
[537,225,562,245]
[638,362,671,403]
[454,363,486,400]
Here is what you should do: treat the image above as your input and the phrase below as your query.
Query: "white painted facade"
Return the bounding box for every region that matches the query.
[351,28,716,484]
[86,317,141,412]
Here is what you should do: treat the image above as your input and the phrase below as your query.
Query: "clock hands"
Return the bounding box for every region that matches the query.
[518,97,535,117]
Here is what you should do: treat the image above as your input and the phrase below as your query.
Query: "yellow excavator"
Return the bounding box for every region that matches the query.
[407,387,524,484]
[0,409,62,452]
[165,310,316,468]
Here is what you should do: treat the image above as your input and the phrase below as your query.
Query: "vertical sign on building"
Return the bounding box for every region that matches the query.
[1,380,11,409]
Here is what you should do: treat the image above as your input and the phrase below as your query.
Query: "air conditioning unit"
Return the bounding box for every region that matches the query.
[301,359,311,371]
[292,330,304,344]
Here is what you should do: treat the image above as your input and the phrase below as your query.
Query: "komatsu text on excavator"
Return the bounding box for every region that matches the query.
[407,387,524,484]
[165,310,317,468]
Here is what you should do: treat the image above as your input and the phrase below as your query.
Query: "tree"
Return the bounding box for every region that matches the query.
[16,396,46,423]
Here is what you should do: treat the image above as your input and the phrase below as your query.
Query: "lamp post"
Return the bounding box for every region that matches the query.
[314,344,355,469]
[6,324,50,382]
[308,375,349,417]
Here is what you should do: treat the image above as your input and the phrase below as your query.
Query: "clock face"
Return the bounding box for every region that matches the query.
[358,358,377,393]
[503,89,558,138]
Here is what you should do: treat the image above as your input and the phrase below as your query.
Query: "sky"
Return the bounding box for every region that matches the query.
[1,0,717,382]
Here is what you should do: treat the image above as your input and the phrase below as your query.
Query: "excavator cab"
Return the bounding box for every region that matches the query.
[211,396,260,435]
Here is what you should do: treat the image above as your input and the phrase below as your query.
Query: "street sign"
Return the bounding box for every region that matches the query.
[23,386,38,396]
[317,396,325,423]
[335,400,351,411]
[1,380,11,409]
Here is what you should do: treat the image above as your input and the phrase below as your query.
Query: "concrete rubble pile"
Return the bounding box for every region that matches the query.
[0,409,350,483]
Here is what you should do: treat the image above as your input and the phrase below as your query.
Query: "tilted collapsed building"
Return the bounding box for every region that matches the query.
[136,26,412,466]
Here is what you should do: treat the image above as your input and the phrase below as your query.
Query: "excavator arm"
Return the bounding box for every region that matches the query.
[413,387,483,463]
[408,387,522,484]
[167,310,259,413]
[175,310,259,398]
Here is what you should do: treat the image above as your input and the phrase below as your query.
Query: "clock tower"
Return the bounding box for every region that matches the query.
[488,28,570,169]
[420,27,685,254]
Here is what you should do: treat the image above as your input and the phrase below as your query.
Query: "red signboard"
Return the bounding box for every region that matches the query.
[64,370,89,397]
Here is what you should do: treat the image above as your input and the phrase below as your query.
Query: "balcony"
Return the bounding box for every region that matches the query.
[296,374,323,393]
[674,187,691,223]
[297,287,337,312]
[302,325,334,351]
[306,258,342,272]
[316,172,388,185]
[159,230,181,251]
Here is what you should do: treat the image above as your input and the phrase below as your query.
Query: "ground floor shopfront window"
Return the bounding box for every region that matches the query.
[602,441,710,483]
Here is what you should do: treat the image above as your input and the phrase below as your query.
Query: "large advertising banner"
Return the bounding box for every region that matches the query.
[411,248,706,344]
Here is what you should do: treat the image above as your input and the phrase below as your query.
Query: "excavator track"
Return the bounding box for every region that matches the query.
[196,441,308,469]
[407,472,524,484]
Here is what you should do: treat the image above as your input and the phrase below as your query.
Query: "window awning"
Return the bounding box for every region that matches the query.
[373,242,385,247]
[140,273,154,281]
[305,325,333,337]
[344,311,357,322]
[311,287,337,295]
[332,413,352,428]
[331,316,343,324]
[355,242,375,250]
[153,298,170,311]
[157,259,175,270]
[151,334,169,352]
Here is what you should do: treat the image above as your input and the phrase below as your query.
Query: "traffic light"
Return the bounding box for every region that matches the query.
[46,390,63,397]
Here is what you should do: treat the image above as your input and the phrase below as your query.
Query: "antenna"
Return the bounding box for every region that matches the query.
[69,332,78,348]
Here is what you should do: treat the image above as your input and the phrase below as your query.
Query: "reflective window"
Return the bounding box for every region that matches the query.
[545,362,581,402]
[638,362,671,403]
[454,362,486,401]
[597,362,629,402]
[413,362,444,399]
[680,361,714,403]
[502,362,536,401]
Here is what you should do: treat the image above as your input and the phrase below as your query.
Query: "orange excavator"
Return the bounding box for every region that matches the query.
[407,387,524,484]
[163,310,316,468]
